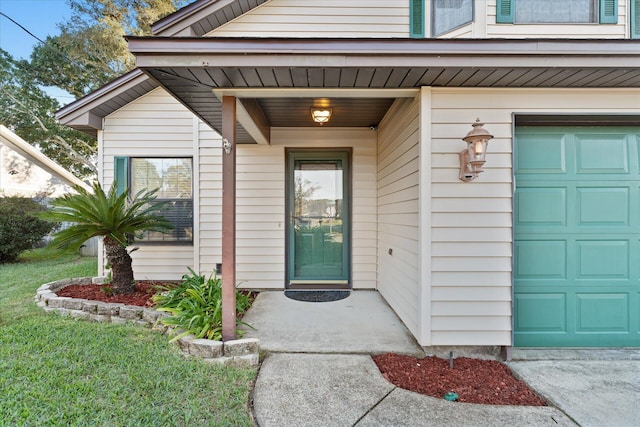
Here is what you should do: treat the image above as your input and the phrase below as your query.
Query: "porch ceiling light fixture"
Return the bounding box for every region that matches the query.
[311,108,332,125]
[458,119,494,182]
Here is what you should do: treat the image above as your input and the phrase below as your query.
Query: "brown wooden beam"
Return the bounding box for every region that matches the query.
[221,95,236,341]
[236,98,270,145]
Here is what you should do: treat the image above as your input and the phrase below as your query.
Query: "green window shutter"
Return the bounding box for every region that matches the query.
[114,156,129,196]
[496,0,514,23]
[599,0,618,23]
[632,0,640,38]
[410,0,425,38]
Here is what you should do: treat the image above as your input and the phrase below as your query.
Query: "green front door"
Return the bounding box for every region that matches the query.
[286,151,350,288]
[514,126,640,347]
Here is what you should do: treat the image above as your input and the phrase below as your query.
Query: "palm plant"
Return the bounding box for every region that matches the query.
[40,181,173,294]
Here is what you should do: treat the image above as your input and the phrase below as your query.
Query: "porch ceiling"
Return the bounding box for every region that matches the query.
[257,98,395,128]
[130,37,640,144]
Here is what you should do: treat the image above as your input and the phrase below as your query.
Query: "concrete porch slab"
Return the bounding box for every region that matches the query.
[239,291,423,355]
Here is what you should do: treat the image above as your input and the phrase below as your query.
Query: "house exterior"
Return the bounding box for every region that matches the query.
[57,0,640,351]
[0,125,89,197]
[0,125,98,255]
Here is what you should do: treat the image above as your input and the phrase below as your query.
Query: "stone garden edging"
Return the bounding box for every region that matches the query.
[34,277,259,367]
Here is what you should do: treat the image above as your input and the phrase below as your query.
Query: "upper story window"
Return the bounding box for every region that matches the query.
[497,0,619,24]
[432,0,474,36]
[631,0,640,38]
[518,0,597,23]
[130,157,193,243]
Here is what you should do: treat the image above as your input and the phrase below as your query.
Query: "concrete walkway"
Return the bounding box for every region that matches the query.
[253,353,577,427]
[509,360,640,427]
[245,291,640,427]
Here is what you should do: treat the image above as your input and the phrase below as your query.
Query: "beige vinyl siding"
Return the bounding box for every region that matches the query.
[208,0,410,38]
[486,0,629,39]
[430,87,640,346]
[235,143,285,289]
[102,88,196,280]
[197,121,223,276]
[377,96,421,339]
[236,127,377,289]
[210,0,630,40]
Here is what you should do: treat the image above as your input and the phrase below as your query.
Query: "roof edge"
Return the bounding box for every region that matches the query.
[56,69,146,121]
[151,0,212,35]
[126,36,640,56]
[0,125,91,191]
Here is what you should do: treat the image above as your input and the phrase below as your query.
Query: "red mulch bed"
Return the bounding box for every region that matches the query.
[56,282,258,315]
[56,285,541,406]
[56,281,169,307]
[373,353,546,406]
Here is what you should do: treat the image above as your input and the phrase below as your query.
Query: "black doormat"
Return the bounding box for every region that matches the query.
[284,290,351,302]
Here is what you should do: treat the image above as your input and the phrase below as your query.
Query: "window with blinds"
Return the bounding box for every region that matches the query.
[131,157,193,243]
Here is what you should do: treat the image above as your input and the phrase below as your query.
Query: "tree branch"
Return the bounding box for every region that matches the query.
[2,88,97,175]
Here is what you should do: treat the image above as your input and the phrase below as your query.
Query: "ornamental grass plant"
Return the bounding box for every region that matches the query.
[152,268,254,342]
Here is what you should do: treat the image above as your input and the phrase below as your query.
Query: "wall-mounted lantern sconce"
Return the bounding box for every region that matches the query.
[459,119,494,182]
[222,138,232,154]
[311,108,332,125]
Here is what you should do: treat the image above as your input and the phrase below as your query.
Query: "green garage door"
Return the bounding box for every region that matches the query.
[514,126,640,347]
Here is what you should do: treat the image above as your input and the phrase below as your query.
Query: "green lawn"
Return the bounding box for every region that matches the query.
[0,250,256,426]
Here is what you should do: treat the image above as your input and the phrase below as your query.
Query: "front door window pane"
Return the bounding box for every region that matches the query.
[293,161,344,278]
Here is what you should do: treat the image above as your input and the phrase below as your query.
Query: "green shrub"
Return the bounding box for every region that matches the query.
[152,268,253,341]
[0,197,57,263]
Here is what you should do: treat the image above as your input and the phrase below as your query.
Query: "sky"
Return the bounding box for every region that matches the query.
[0,0,75,104]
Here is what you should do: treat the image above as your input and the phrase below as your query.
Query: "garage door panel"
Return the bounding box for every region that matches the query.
[515,293,566,332]
[515,240,566,280]
[577,187,629,226]
[576,240,629,280]
[637,294,640,330]
[515,126,640,347]
[515,187,566,226]
[575,134,630,174]
[518,331,637,347]
[515,134,566,174]
[576,293,630,332]
[635,134,640,168]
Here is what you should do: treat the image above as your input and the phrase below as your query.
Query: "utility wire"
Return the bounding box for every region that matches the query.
[0,11,86,71]
[0,11,48,46]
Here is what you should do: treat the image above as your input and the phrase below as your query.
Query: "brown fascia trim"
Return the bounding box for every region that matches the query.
[127,37,640,56]
[55,69,150,123]
[126,37,640,69]
[151,0,220,35]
